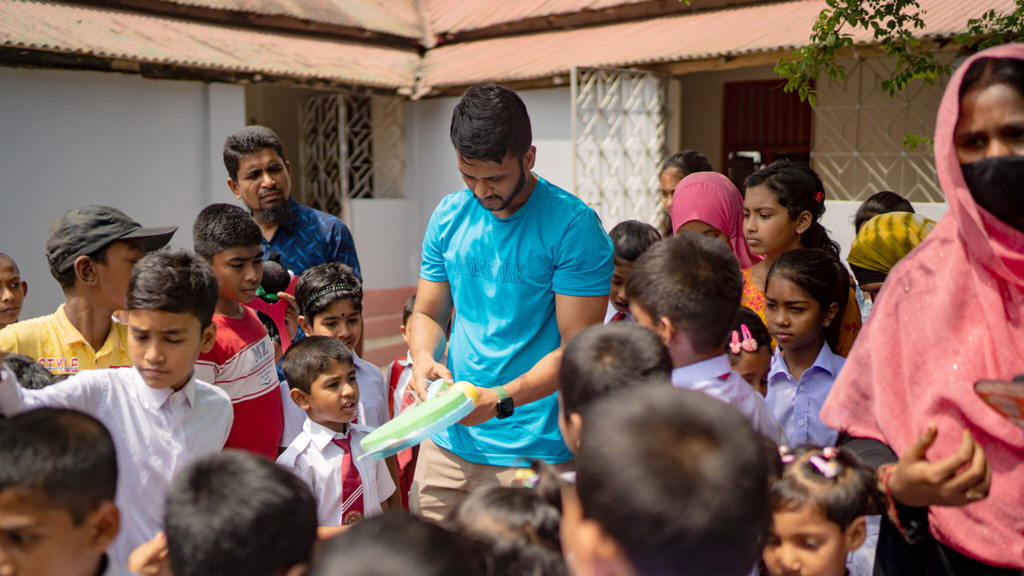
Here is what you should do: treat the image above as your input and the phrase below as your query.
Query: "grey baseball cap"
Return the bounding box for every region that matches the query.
[46,206,177,277]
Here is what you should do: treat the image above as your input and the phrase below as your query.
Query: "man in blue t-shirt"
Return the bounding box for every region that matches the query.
[408,84,613,519]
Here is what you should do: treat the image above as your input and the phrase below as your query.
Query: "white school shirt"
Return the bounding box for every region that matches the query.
[277,418,395,526]
[0,366,233,570]
[278,353,390,448]
[670,354,788,446]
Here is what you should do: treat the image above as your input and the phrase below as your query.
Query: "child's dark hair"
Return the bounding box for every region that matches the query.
[0,409,117,524]
[560,322,672,415]
[281,336,354,395]
[451,84,532,163]
[127,250,219,330]
[4,353,57,390]
[223,125,286,181]
[853,191,914,232]
[295,262,362,321]
[772,446,877,531]
[577,386,769,576]
[402,294,417,327]
[659,150,713,176]
[447,487,567,576]
[744,160,840,258]
[193,203,262,260]
[165,450,317,576]
[609,220,662,264]
[312,511,480,576]
[726,307,772,361]
[625,232,742,354]
[260,252,291,299]
[766,249,850,351]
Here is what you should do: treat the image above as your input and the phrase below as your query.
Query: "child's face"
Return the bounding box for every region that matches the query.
[659,167,685,214]
[128,309,217,391]
[291,359,359,433]
[763,504,865,576]
[742,185,807,257]
[0,258,27,329]
[609,261,632,314]
[765,277,835,354]
[210,246,264,305]
[731,349,771,396]
[0,489,117,576]
[302,299,362,352]
[92,239,145,311]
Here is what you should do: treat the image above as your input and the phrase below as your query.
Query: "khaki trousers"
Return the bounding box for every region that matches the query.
[409,438,572,520]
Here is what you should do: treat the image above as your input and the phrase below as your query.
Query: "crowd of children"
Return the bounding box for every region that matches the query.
[2,43,1023,576]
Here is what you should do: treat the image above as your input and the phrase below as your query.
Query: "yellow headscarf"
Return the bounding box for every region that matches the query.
[848,212,935,281]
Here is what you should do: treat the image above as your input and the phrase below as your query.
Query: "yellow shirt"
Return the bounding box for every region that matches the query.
[0,304,131,375]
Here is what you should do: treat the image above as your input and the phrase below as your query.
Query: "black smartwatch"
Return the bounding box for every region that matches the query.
[494,385,514,419]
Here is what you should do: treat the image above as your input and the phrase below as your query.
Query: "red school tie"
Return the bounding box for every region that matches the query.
[611,312,628,322]
[332,436,365,525]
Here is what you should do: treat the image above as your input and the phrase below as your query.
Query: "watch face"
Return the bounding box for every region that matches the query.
[496,397,515,419]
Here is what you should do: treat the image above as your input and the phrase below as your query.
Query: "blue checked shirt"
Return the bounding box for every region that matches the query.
[264,198,361,278]
[765,342,844,448]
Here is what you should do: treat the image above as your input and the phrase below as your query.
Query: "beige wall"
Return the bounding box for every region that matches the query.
[676,64,780,172]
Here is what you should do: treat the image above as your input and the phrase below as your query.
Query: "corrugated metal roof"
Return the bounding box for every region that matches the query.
[0,0,420,89]
[159,0,424,39]
[422,0,651,35]
[420,0,1015,89]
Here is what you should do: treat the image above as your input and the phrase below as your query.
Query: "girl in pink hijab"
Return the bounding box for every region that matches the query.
[670,171,759,268]
[821,44,1024,574]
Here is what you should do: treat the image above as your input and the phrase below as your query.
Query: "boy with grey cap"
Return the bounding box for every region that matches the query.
[0,206,176,375]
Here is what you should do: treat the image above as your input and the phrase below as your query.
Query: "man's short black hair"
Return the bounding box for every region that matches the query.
[294,262,362,321]
[165,450,317,576]
[609,220,662,264]
[560,323,672,415]
[281,336,354,395]
[450,84,532,163]
[223,125,286,182]
[312,511,479,576]
[0,409,117,524]
[401,294,416,327]
[3,354,56,390]
[625,231,742,354]
[127,250,219,330]
[577,386,769,576]
[193,203,262,260]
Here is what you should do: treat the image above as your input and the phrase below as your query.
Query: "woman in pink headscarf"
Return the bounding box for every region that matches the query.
[670,171,759,267]
[821,44,1024,575]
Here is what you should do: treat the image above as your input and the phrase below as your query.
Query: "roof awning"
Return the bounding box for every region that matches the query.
[0,0,420,89]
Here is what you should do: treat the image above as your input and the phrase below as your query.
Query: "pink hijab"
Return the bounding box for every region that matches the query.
[670,172,759,267]
[820,44,1024,568]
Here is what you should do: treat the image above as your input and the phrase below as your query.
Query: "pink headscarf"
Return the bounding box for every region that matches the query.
[670,172,759,268]
[820,44,1024,568]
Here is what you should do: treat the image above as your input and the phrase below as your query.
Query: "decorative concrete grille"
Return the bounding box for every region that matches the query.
[571,66,668,230]
[299,92,405,220]
[811,56,949,203]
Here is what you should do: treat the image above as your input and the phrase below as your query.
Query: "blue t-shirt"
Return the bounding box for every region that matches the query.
[420,176,613,466]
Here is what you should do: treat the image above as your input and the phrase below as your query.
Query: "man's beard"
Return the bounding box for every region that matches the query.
[478,160,527,213]
[252,195,293,226]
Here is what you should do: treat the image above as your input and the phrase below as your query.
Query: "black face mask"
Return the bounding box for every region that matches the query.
[960,156,1024,228]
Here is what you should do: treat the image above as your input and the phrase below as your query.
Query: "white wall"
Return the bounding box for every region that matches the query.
[0,67,245,319]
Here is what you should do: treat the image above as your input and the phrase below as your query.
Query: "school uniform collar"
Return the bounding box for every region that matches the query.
[671,354,733,383]
[304,418,372,453]
[135,369,197,410]
[769,341,839,382]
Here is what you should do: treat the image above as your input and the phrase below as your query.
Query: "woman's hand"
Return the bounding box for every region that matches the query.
[888,424,991,508]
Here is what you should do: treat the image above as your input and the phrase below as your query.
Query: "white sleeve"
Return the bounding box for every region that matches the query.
[0,367,107,416]
[376,459,396,502]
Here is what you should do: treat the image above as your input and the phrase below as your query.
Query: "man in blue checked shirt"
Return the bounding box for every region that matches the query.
[223,126,361,280]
